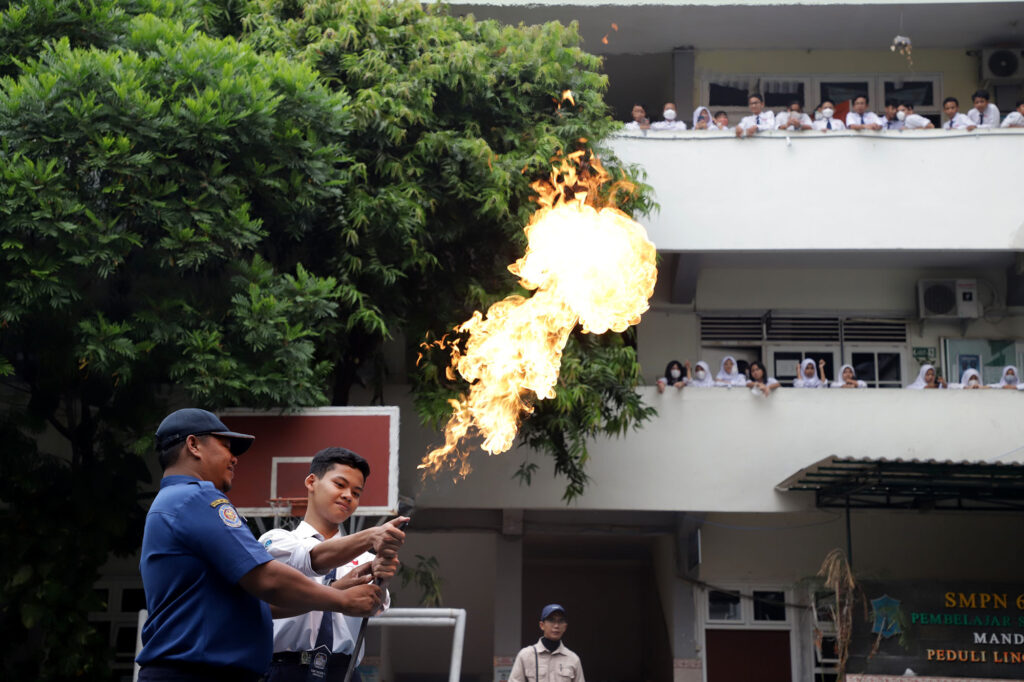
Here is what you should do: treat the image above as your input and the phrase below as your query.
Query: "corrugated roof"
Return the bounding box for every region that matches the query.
[777,455,1024,511]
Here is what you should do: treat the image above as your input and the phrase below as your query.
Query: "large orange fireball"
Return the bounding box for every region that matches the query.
[419,150,657,480]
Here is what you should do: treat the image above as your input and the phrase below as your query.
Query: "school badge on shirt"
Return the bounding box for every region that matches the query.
[218,504,243,528]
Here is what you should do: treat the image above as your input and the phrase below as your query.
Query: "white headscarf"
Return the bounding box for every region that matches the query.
[955,368,982,389]
[830,363,866,388]
[715,355,746,386]
[906,364,936,389]
[693,106,712,129]
[688,360,715,387]
[991,365,1019,388]
[793,358,824,388]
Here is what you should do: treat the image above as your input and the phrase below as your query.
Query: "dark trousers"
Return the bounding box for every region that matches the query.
[139,662,261,682]
[264,657,362,682]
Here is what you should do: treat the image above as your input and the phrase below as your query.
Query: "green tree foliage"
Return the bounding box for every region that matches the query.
[0,1,655,678]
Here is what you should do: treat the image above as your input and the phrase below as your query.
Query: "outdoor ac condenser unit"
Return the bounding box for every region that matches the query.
[917,279,981,319]
[982,48,1024,82]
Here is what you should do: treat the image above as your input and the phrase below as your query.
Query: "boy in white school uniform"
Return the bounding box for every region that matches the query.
[735,93,775,137]
[1000,100,1024,128]
[967,89,1000,128]
[880,98,904,130]
[845,94,882,130]
[811,99,845,131]
[942,97,975,130]
[897,101,934,129]
[651,102,687,131]
[776,99,813,130]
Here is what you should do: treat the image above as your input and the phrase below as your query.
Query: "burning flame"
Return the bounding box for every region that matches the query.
[418,149,657,480]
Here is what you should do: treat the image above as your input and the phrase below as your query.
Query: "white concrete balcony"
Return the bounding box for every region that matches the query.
[405,387,1024,513]
[608,128,1024,253]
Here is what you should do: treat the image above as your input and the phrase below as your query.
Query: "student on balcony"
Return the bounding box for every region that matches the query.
[812,100,845,131]
[735,93,774,137]
[990,365,1020,389]
[711,110,731,130]
[776,100,813,131]
[793,358,827,388]
[967,90,1000,128]
[880,98,904,130]
[685,361,716,387]
[942,97,975,130]
[657,360,686,393]
[897,102,934,129]
[845,94,882,131]
[906,364,947,389]
[747,361,781,396]
[1001,100,1024,128]
[651,102,687,131]
[715,356,748,387]
[953,368,986,389]
[830,364,867,389]
[624,103,650,130]
[693,106,713,130]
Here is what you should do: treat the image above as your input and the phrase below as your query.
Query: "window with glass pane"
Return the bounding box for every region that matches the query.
[820,82,869,104]
[763,80,806,108]
[851,352,902,388]
[709,81,752,107]
[708,590,742,620]
[885,80,934,107]
[753,590,787,621]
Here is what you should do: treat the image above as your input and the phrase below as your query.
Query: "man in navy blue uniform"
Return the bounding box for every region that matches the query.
[137,409,383,682]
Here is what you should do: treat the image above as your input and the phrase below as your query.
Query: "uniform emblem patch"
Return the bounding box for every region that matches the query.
[264,539,273,548]
[219,505,243,528]
[210,498,230,508]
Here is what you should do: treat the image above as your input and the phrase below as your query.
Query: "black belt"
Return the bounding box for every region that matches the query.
[270,651,352,667]
[139,660,262,682]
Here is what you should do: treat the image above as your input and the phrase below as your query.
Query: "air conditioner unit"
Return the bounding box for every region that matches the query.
[982,48,1024,82]
[918,279,981,319]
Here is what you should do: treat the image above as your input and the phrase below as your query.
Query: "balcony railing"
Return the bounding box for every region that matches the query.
[406,387,1024,513]
[607,128,1024,253]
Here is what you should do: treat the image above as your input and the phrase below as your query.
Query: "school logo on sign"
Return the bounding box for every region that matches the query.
[871,594,902,639]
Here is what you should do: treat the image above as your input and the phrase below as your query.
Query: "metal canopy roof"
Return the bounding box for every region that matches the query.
[777,456,1024,511]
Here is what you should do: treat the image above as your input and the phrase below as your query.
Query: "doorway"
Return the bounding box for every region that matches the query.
[706,629,792,682]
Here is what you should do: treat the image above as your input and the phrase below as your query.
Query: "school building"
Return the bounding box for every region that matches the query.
[93,1,1024,681]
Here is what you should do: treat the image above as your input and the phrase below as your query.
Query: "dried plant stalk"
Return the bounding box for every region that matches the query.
[817,549,857,680]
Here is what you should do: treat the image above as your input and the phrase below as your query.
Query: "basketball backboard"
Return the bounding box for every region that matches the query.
[218,407,399,517]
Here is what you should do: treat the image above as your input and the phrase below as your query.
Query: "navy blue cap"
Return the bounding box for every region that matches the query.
[540,604,566,620]
[156,408,255,456]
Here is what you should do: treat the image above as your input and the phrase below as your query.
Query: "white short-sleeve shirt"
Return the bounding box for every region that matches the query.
[259,521,390,659]
[812,117,846,131]
[967,103,1000,128]
[845,111,881,128]
[738,110,775,132]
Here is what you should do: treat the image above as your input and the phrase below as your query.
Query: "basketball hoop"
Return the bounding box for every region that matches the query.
[268,497,308,519]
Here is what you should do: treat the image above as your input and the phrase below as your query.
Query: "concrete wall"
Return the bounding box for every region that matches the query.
[606,129,1024,252]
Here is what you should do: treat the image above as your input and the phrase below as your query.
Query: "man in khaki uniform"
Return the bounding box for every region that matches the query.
[508,604,584,681]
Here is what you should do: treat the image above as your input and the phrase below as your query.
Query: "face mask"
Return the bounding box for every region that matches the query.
[968,378,980,387]
[821,107,834,119]
[896,110,907,121]
[814,110,823,120]
[670,368,681,379]
[694,369,707,381]
[1006,375,1018,385]
[663,109,677,121]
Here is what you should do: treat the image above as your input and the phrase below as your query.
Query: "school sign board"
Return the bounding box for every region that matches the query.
[218,407,399,517]
[847,582,1024,679]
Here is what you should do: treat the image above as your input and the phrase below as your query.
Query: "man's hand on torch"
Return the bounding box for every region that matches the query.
[363,516,408,555]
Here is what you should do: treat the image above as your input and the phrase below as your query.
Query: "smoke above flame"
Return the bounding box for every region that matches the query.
[418,149,657,480]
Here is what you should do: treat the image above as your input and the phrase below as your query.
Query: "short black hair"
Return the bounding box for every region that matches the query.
[789,99,803,108]
[884,98,898,108]
[310,447,370,480]
[713,110,727,118]
[943,96,959,107]
[158,441,187,470]
[748,93,763,103]
[972,89,990,101]
[901,101,914,110]
[853,94,868,105]
[820,99,835,108]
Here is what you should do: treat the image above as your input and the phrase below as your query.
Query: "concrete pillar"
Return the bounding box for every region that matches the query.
[653,514,704,682]
[492,519,523,681]
[673,48,696,122]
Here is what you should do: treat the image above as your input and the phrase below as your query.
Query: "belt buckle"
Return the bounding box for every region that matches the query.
[300,651,312,665]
